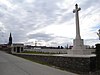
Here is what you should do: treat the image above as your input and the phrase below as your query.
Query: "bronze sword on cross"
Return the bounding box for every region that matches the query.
[97,29,100,40]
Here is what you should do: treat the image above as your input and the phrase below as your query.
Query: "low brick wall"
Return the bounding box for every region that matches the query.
[13,54,96,74]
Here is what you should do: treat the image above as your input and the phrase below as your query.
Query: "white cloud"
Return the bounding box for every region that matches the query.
[0,0,13,8]
[25,0,35,3]
[0,0,99,46]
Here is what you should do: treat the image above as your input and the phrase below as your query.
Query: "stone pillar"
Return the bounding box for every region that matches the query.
[15,47,17,53]
[21,47,23,52]
[11,47,14,53]
[96,44,100,70]
[20,47,21,53]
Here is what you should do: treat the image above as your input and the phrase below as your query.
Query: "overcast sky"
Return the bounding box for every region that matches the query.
[0,0,100,46]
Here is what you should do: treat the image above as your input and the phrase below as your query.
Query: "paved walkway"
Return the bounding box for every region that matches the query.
[0,51,78,75]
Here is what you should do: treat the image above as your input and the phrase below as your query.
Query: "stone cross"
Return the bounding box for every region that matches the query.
[97,29,100,40]
[73,4,81,39]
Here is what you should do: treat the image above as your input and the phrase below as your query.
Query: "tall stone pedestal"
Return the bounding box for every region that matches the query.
[70,39,86,54]
[72,39,85,50]
[68,49,92,55]
[68,39,92,55]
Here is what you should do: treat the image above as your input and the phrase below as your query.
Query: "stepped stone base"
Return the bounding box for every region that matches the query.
[67,50,92,55]
[68,39,91,55]
[72,39,85,50]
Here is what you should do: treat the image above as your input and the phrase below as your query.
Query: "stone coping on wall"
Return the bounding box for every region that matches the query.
[53,54,96,57]
[14,53,96,58]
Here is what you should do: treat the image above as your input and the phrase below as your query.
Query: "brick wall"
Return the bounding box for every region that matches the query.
[13,54,96,74]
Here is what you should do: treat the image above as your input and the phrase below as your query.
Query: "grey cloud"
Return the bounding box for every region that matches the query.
[49,37,73,47]
[84,39,99,45]
[81,0,100,10]
[91,25,100,32]
[9,0,25,4]
[0,0,98,46]
[28,33,54,41]
[12,31,27,43]
[0,4,7,11]
[58,12,73,23]
[0,4,7,17]
[28,33,73,46]
[0,32,7,43]
[0,0,65,43]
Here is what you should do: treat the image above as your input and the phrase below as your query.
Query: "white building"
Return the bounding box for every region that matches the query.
[11,43,24,53]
